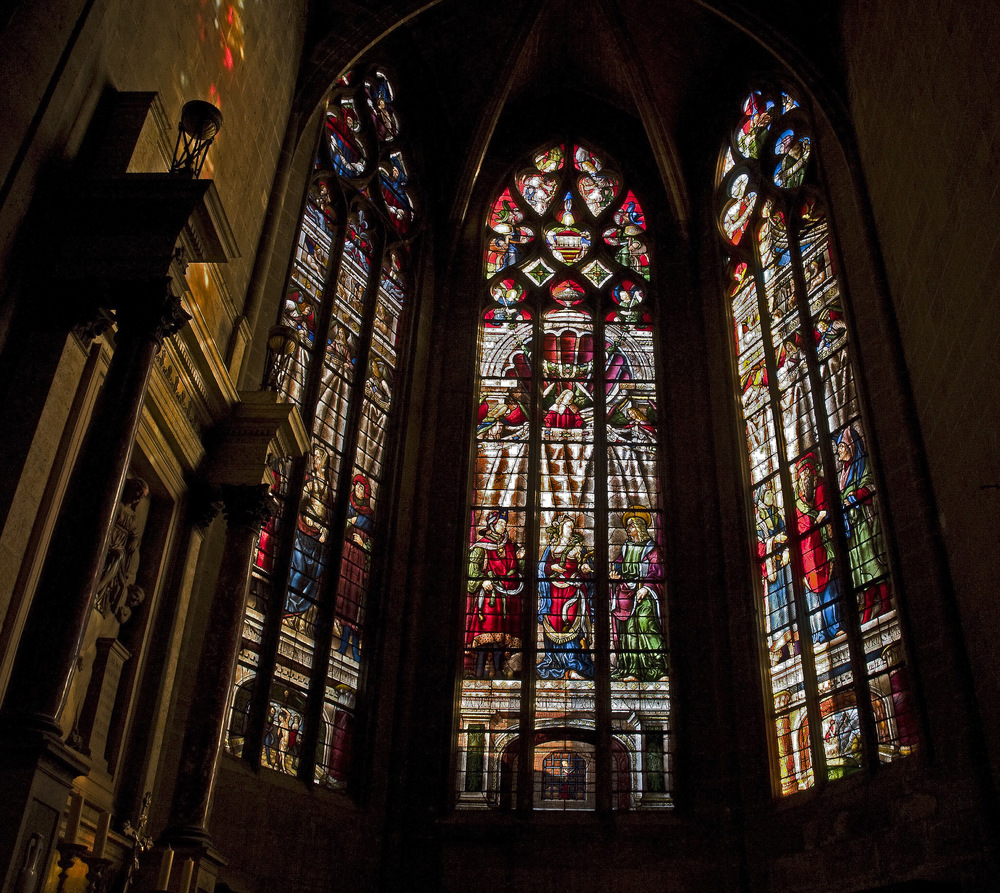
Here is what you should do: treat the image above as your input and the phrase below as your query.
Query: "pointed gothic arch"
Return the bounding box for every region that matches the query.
[224,64,420,793]
[715,83,918,795]
[455,139,672,812]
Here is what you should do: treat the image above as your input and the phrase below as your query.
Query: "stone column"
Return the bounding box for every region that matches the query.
[163,484,275,846]
[0,282,188,893]
[0,281,189,736]
[0,109,236,884]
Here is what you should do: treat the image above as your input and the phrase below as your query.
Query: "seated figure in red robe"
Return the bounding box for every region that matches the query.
[544,388,584,429]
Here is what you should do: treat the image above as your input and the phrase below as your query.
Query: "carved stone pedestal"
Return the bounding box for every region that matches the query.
[0,732,89,893]
[74,638,131,774]
[134,843,228,893]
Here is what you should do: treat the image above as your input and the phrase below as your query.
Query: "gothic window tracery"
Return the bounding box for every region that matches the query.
[456,141,672,811]
[226,64,417,791]
[716,85,917,795]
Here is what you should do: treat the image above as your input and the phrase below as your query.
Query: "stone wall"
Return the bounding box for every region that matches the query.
[840,0,1000,779]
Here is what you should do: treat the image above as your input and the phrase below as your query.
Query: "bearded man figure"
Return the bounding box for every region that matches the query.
[610,506,668,682]
[465,510,525,678]
[794,453,842,643]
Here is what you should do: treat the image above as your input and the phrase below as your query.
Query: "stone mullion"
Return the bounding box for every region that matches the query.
[786,205,880,772]
[745,199,828,790]
[242,200,348,770]
[343,239,417,797]
[298,219,387,785]
[640,257,680,805]
[592,291,612,815]
[650,257,675,804]
[516,261,543,813]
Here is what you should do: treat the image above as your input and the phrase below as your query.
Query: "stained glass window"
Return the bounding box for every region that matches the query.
[226,65,418,792]
[456,142,672,811]
[716,85,918,795]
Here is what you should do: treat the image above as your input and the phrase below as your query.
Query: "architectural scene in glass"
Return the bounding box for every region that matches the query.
[718,86,917,794]
[225,67,416,789]
[457,143,671,810]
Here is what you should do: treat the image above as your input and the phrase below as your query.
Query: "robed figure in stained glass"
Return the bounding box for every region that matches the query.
[754,481,794,662]
[317,324,355,431]
[737,93,772,159]
[477,387,528,439]
[777,333,815,460]
[279,289,318,406]
[287,447,333,619]
[326,103,366,176]
[607,396,657,443]
[544,388,584,430]
[335,474,374,662]
[254,460,283,574]
[793,454,842,643]
[609,507,668,682]
[836,426,890,622]
[815,305,854,433]
[465,510,525,679]
[487,194,533,276]
[356,358,393,475]
[537,514,594,680]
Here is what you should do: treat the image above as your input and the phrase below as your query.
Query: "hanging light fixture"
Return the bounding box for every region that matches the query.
[169,100,223,178]
[263,324,300,392]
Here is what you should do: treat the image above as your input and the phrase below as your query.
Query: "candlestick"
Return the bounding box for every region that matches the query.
[64,794,84,844]
[156,848,174,890]
[178,858,194,893]
[80,854,113,893]
[54,841,87,893]
[92,812,111,859]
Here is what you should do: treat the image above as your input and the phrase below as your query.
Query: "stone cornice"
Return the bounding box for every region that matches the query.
[203,391,309,488]
[47,175,237,282]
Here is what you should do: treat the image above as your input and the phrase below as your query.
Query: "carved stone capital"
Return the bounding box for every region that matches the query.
[154,291,191,344]
[204,391,309,489]
[189,480,222,530]
[114,278,192,346]
[219,483,276,532]
[70,303,116,347]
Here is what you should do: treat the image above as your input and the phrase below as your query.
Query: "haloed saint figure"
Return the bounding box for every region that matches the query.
[609,506,668,682]
[537,514,594,680]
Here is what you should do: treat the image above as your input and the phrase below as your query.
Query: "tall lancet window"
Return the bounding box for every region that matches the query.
[716,85,918,795]
[226,66,417,791]
[456,143,672,811]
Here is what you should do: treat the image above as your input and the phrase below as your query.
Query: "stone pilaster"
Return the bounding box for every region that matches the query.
[163,484,275,846]
[0,279,189,736]
[0,282,189,893]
